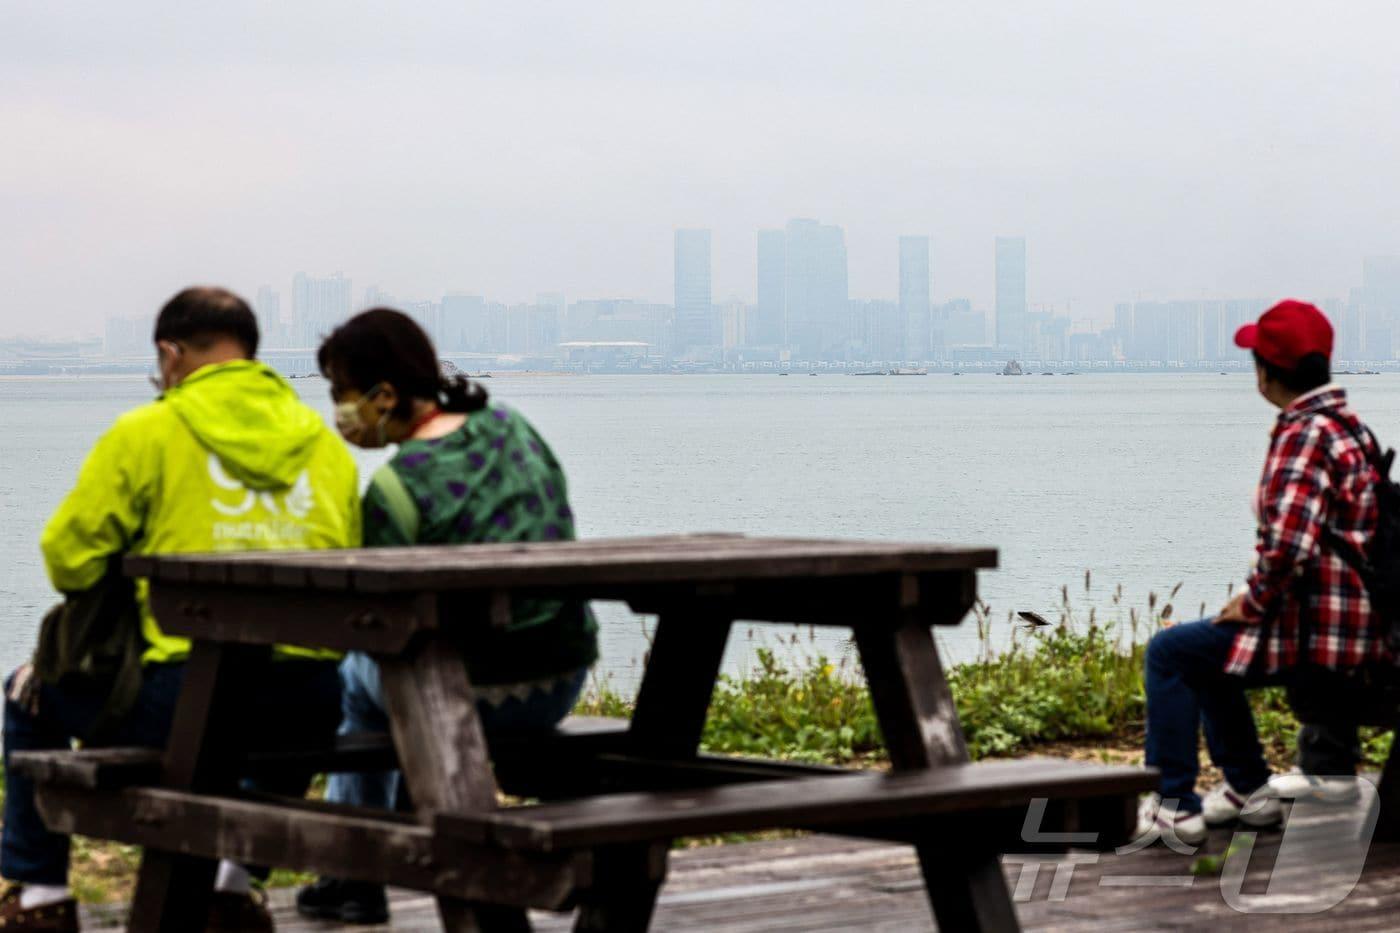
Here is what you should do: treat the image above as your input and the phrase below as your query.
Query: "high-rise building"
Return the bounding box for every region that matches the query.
[440,294,486,351]
[1113,302,1134,359]
[361,285,395,310]
[899,236,931,360]
[500,304,526,355]
[401,300,441,346]
[943,300,986,348]
[253,286,282,348]
[995,237,1027,353]
[784,218,848,361]
[1363,256,1400,358]
[850,299,902,361]
[1114,298,1266,362]
[291,273,351,346]
[485,301,509,353]
[755,230,786,348]
[536,293,567,322]
[673,229,714,355]
[524,302,562,355]
[103,315,152,358]
[1165,301,1202,361]
[717,299,753,350]
[1199,302,1225,361]
[1342,287,1366,361]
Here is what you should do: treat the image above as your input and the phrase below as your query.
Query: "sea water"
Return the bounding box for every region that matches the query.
[7,372,1400,692]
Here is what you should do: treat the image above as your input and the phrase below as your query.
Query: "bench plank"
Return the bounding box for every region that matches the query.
[437,759,1156,853]
[10,717,631,794]
[33,785,587,910]
[10,747,163,790]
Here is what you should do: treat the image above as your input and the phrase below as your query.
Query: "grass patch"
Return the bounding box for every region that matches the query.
[578,579,1385,770]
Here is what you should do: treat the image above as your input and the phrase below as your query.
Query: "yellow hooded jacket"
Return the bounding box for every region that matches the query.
[40,360,361,663]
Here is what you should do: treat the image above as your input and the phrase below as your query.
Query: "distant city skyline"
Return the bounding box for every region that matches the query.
[85,224,1400,372]
[16,218,1400,358]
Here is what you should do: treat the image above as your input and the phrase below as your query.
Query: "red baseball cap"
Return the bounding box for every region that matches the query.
[1234,299,1333,369]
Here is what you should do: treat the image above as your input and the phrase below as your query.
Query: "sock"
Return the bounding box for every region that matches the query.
[19,884,70,909]
[213,860,251,896]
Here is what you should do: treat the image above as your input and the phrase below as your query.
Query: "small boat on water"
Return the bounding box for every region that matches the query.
[1000,360,1025,376]
[851,368,928,376]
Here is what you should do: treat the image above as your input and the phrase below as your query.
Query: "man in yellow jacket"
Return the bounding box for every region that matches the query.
[0,288,360,931]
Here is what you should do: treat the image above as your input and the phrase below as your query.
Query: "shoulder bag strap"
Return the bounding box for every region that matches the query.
[369,463,421,543]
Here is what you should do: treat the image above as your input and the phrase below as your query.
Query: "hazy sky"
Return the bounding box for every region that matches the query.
[5,1,1400,337]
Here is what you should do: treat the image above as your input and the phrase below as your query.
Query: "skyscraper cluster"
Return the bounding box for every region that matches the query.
[94,240,1400,369]
[670,221,970,362]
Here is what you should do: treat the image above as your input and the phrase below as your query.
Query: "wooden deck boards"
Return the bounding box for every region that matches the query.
[76,801,1400,931]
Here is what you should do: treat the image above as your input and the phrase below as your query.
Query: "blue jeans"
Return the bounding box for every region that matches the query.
[1,660,341,886]
[1144,619,1284,813]
[325,652,588,810]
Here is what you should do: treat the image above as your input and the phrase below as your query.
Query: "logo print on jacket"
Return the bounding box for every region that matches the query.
[207,453,315,519]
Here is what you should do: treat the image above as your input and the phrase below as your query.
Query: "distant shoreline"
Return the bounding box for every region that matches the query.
[2,367,1398,380]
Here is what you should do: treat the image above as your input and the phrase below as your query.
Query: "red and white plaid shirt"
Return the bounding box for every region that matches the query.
[1226,385,1384,675]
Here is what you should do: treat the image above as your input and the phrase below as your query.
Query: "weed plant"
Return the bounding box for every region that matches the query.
[577,573,1351,766]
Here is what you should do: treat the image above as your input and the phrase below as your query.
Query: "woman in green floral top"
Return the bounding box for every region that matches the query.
[298,308,597,924]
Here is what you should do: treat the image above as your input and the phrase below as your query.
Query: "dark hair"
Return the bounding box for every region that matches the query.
[154,287,259,357]
[317,308,489,416]
[1253,351,1330,393]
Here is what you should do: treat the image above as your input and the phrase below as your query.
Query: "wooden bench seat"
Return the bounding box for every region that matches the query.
[439,758,1154,854]
[10,716,631,791]
[29,784,590,910]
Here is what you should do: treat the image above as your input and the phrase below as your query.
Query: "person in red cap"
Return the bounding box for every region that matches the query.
[1136,299,1382,847]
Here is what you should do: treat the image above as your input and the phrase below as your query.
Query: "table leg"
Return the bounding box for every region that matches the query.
[575,608,727,929]
[127,641,269,933]
[628,609,731,757]
[1373,727,1400,842]
[573,842,668,933]
[378,636,531,933]
[855,619,1021,933]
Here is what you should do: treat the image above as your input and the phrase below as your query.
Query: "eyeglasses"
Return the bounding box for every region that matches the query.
[149,341,184,395]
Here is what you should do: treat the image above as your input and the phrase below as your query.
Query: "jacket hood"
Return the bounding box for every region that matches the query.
[164,360,326,490]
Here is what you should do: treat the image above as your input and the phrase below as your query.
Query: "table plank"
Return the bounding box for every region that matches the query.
[125,536,997,593]
[438,760,1155,852]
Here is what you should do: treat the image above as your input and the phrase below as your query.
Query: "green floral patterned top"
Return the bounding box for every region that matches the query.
[362,403,598,685]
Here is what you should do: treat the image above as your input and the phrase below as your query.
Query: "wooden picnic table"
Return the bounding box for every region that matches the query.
[15,533,1156,932]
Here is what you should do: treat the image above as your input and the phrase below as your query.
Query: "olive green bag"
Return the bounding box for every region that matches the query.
[29,560,145,742]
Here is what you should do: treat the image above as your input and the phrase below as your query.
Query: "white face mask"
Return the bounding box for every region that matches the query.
[334,384,390,448]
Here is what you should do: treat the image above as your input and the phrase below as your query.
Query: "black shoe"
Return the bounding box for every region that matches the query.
[206,889,274,932]
[295,877,390,925]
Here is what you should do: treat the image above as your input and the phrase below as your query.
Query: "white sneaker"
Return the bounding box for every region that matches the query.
[1266,769,1361,803]
[1135,794,1208,846]
[1202,781,1283,827]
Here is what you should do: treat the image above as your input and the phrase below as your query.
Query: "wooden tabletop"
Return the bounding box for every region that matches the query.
[124,533,997,593]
